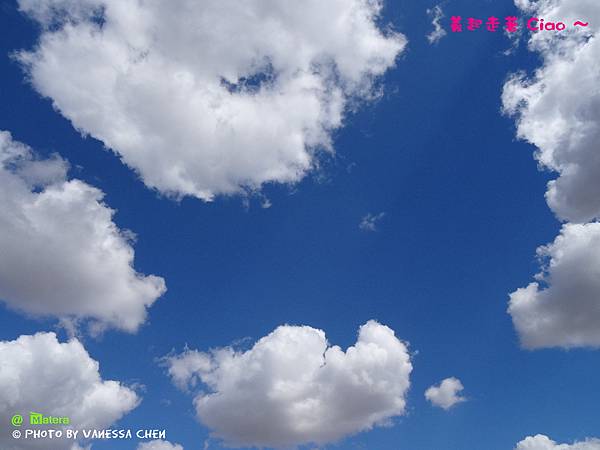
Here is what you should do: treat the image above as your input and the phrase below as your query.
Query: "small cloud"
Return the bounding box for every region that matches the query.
[502,19,524,55]
[427,5,447,44]
[359,212,386,232]
[425,377,467,410]
[515,434,600,450]
[137,440,184,450]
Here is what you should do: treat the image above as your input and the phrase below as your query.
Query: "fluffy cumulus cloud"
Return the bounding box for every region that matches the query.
[137,440,184,450]
[0,131,165,333]
[164,320,412,448]
[503,0,600,349]
[509,223,600,349]
[17,0,405,201]
[424,377,466,410]
[515,434,600,450]
[0,332,139,449]
[502,0,600,223]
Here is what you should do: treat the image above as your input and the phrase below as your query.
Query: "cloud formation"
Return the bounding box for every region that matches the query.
[0,131,166,333]
[426,5,447,44]
[359,212,386,232]
[424,377,466,410]
[502,0,600,223]
[17,0,405,201]
[503,0,600,349]
[509,223,600,349]
[515,434,600,450]
[165,320,412,448]
[0,332,139,449]
[137,440,184,450]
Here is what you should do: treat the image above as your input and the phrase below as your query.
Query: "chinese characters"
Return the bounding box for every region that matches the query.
[449,16,585,32]
[451,16,518,32]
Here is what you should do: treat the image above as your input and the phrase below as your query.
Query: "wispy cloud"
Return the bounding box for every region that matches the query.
[359,212,386,232]
[427,5,447,44]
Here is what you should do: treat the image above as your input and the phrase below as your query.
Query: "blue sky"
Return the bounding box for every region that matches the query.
[1,1,599,449]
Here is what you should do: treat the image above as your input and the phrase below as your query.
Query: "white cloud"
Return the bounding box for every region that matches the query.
[502,0,600,223]
[509,223,600,349]
[0,332,139,449]
[17,0,405,201]
[165,320,412,448]
[503,0,600,349]
[515,434,600,450]
[0,131,166,333]
[165,348,212,392]
[424,377,466,410]
[359,212,385,232]
[426,5,447,44]
[137,440,183,450]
